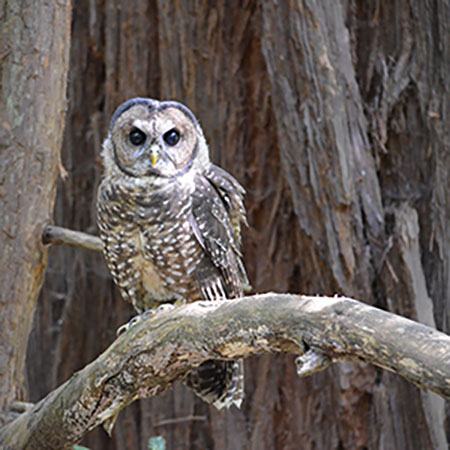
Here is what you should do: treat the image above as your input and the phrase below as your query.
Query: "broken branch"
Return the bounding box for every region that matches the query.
[43,225,103,252]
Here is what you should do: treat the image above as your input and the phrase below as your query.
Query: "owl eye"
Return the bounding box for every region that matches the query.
[129,127,146,146]
[163,128,181,146]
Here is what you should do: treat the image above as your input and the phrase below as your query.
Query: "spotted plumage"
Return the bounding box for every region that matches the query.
[97,97,248,409]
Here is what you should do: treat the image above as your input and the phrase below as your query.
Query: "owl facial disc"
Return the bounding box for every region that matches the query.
[106,97,207,179]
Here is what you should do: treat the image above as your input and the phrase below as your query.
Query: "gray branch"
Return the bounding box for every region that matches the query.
[1,294,449,449]
[43,225,103,252]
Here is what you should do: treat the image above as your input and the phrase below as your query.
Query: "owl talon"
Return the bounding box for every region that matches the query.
[130,315,143,326]
[116,323,130,336]
[117,305,176,336]
[155,303,176,314]
[116,314,144,336]
[142,309,157,318]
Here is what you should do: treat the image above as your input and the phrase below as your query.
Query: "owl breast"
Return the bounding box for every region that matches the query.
[98,174,204,313]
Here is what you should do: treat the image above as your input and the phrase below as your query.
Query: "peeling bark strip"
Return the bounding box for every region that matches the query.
[1,294,449,449]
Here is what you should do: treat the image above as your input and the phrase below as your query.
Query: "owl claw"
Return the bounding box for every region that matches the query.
[116,324,127,336]
[155,303,176,313]
[130,315,143,326]
[142,309,157,318]
[116,314,145,336]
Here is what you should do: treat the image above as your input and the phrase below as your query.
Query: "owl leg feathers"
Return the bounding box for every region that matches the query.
[185,359,244,410]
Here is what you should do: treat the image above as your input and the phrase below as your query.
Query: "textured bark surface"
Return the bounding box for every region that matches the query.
[3,295,450,449]
[22,0,449,449]
[0,0,72,426]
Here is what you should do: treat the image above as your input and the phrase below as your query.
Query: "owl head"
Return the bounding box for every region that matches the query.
[102,98,210,178]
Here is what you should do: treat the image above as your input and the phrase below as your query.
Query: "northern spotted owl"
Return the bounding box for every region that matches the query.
[97,97,248,409]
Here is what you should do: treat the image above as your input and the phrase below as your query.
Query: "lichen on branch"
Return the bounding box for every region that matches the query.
[1,293,449,449]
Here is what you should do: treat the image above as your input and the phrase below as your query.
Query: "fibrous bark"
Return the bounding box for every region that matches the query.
[0,0,71,426]
[2,294,449,449]
[27,1,449,448]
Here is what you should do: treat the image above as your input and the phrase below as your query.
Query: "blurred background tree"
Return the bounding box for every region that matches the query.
[1,1,447,449]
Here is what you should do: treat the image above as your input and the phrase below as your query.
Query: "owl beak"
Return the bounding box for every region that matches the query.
[150,145,159,167]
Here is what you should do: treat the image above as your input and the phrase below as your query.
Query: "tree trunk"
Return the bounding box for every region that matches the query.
[24,1,449,449]
[0,0,71,426]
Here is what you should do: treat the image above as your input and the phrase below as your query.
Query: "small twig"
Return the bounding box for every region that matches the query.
[154,415,207,427]
[43,225,103,253]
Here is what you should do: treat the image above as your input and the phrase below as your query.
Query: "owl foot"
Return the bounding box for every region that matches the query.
[116,304,176,336]
[117,311,155,336]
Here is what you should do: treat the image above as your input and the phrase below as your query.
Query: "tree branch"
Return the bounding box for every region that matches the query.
[42,225,103,252]
[1,294,449,448]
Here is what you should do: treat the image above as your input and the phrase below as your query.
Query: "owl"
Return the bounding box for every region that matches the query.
[97,97,248,409]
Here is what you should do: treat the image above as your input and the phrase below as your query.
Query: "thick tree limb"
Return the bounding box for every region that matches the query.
[1,294,449,448]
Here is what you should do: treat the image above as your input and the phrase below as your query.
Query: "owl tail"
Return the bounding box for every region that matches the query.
[185,359,244,409]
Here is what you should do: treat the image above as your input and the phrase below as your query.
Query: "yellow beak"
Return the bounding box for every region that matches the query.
[150,146,159,167]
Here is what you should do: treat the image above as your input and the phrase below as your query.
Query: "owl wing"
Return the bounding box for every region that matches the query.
[191,165,248,300]
[203,165,247,243]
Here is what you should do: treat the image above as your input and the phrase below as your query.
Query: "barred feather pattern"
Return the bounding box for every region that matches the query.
[98,98,247,410]
[99,149,246,409]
